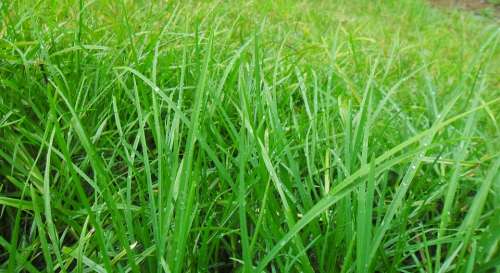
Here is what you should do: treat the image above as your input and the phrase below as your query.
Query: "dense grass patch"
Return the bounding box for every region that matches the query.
[1,0,499,272]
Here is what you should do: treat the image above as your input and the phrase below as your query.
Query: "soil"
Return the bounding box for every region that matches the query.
[430,0,499,13]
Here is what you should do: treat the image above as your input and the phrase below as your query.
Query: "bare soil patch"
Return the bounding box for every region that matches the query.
[430,0,499,13]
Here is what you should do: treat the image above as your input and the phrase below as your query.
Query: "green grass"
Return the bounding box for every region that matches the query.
[1,0,499,272]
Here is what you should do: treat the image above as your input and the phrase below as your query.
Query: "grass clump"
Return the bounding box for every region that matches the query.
[0,0,499,272]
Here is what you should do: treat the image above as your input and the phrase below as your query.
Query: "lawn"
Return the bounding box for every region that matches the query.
[0,0,499,272]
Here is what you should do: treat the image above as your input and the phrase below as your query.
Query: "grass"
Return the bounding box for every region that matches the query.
[0,0,499,272]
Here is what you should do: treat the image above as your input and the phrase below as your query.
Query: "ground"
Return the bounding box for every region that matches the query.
[430,0,499,14]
